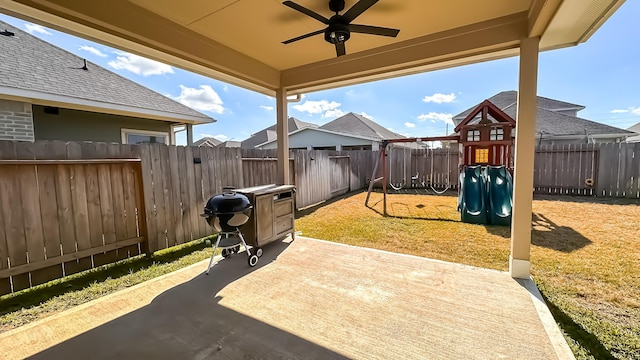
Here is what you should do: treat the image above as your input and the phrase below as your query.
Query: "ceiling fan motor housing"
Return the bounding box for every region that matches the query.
[329,0,346,13]
[325,21,350,44]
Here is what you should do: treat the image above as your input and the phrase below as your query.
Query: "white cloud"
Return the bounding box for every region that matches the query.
[24,23,52,35]
[79,45,107,57]
[422,93,456,104]
[417,112,454,125]
[324,109,345,118]
[260,105,274,111]
[360,112,374,120]
[107,51,173,76]
[292,100,343,118]
[611,107,640,115]
[404,122,416,128]
[222,85,229,92]
[173,85,225,113]
[199,133,228,141]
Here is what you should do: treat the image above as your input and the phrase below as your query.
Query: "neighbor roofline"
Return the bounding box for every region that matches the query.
[255,127,382,148]
[0,86,215,124]
[536,133,630,140]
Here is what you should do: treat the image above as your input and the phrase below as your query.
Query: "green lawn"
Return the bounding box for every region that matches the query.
[295,191,640,360]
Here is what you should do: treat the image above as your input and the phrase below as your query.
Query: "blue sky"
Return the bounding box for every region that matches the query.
[1,1,639,144]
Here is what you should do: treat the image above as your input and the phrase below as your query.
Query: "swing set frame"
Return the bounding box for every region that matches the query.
[365,136,459,216]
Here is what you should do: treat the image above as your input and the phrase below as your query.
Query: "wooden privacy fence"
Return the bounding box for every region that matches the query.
[596,142,640,197]
[533,142,640,198]
[2,140,639,294]
[0,141,146,295]
[385,146,460,189]
[534,144,599,195]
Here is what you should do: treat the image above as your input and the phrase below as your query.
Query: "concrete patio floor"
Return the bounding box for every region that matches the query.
[0,236,574,359]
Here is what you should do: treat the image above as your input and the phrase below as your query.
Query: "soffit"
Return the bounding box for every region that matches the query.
[0,0,625,95]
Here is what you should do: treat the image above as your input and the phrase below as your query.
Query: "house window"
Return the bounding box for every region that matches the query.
[467,130,480,142]
[475,148,489,163]
[121,129,169,145]
[490,127,504,141]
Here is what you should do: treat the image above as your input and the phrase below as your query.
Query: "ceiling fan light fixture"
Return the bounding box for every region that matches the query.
[282,0,399,57]
[325,22,350,44]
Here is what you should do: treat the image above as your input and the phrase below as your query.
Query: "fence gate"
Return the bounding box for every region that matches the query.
[534,144,599,195]
[329,155,350,196]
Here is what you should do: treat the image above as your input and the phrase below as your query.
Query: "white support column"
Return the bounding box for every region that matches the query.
[510,37,540,279]
[186,124,194,146]
[276,87,290,184]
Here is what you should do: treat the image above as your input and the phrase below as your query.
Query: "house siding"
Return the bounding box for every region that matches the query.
[0,99,34,141]
[33,105,173,143]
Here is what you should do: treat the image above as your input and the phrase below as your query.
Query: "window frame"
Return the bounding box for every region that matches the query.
[121,128,170,145]
[467,129,480,142]
[490,126,504,141]
[475,148,489,164]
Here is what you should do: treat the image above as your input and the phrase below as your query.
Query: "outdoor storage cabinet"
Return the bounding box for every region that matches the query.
[235,184,296,248]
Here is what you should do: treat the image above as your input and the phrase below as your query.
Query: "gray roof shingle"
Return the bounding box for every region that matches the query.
[241,117,318,148]
[500,104,633,136]
[453,90,585,123]
[0,20,212,123]
[319,112,404,140]
[194,136,222,147]
[451,91,631,139]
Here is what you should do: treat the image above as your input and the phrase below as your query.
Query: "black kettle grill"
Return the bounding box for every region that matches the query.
[202,189,261,271]
[202,190,252,232]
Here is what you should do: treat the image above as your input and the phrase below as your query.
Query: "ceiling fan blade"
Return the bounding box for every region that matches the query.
[342,0,378,23]
[335,42,346,57]
[349,24,400,37]
[282,28,325,44]
[283,1,329,24]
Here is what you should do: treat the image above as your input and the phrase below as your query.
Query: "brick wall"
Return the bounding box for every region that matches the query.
[0,99,34,141]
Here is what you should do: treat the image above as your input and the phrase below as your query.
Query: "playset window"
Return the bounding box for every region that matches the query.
[475,148,489,163]
[466,130,480,142]
[490,127,504,141]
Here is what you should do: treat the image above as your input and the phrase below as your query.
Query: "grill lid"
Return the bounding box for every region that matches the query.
[203,191,251,215]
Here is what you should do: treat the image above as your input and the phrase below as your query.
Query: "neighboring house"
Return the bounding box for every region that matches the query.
[255,112,405,151]
[217,140,241,148]
[241,117,318,149]
[453,91,633,145]
[0,20,213,144]
[626,123,640,142]
[194,136,222,147]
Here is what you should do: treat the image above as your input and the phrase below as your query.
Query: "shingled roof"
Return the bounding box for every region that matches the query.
[453,90,585,125]
[452,91,632,140]
[0,20,212,124]
[319,112,404,140]
[193,136,222,147]
[241,117,317,149]
[499,104,632,137]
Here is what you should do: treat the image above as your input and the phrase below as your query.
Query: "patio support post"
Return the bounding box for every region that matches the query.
[510,36,539,279]
[186,124,194,146]
[276,87,290,184]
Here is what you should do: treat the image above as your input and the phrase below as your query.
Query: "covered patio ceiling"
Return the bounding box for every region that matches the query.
[0,0,624,96]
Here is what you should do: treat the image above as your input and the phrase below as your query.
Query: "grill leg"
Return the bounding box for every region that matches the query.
[205,233,222,275]
[237,231,251,258]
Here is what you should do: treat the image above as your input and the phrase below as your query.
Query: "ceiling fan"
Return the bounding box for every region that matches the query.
[282,0,400,57]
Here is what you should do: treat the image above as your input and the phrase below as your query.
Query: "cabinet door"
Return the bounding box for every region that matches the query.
[256,195,274,242]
